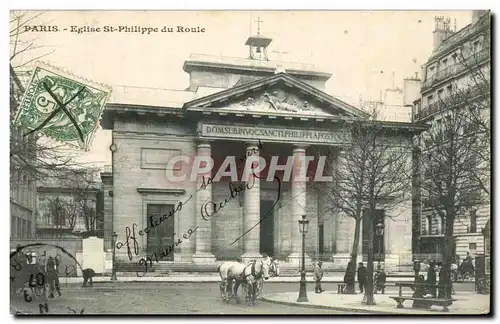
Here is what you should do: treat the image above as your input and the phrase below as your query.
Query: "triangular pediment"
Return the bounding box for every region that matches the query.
[183,73,369,119]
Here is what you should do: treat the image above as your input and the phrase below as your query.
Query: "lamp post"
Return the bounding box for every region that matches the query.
[364,221,384,305]
[111,232,118,281]
[297,214,310,302]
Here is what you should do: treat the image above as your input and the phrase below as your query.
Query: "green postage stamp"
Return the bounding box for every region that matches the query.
[13,62,112,151]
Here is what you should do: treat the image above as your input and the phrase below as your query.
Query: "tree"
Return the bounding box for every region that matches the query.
[454,26,491,197]
[10,11,84,181]
[417,15,490,298]
[312,118,414,304]
[37,167,100,236]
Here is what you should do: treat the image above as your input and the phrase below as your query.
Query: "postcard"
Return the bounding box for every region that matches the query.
[9,10,491,315]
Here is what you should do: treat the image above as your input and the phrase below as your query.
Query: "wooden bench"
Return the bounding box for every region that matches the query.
[391,281,455,312]
[337,283,346,294]
[389,296,456,312]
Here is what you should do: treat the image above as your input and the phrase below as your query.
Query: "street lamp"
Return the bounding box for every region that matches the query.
[297,214,310,302]
[111,232,118,281]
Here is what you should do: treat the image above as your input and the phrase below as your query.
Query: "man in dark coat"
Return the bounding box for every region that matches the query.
[343,261,356,294]
[357,262,367,293]
[314,261,325,293]
[82,268,95,287]
[374,268,387,294]
[46,256,61,298]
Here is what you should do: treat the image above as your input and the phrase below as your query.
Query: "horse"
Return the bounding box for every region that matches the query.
[218,259,270,305]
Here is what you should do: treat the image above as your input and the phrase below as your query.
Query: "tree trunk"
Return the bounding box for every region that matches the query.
[345,218,362,294]
[441,208,455,301]
[363,215,376,305]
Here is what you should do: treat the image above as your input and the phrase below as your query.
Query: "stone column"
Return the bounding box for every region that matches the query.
[287,145,310,265]
[193,141,216,264]
[241,142,262,263]
[330,149,352,269]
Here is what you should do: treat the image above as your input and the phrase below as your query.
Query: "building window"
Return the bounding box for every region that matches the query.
[426,215,432,234]
[469,243,477,256]
[451,53,458,64]
[442,58,448,67]
[436,215,443,234]
[437,89,444,99]
[11,217,15,237]
[446,84,453,95]
[16,217,21,238]
[427,95,434,105]
[469,209,477,233]
[473,40,480,52]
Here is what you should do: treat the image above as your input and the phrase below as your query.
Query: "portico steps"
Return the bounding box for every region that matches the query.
[114,261,414,276]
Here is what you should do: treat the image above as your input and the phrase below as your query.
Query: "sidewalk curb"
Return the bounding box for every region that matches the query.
[259,297,393,314]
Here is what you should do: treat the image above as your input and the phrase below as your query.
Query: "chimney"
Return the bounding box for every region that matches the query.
[472,10,489,24]
[403,76,422,107]
[433,16,452,51]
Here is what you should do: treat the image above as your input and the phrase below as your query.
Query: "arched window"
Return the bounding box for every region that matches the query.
[426,214,433,235]
[469,208,477,233]
[436,213,443,234]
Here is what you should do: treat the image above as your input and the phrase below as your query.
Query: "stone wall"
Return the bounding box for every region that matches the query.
[112,118,197,262]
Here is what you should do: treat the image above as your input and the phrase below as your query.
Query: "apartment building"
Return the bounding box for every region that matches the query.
[412,11,491,261]
[10,65,37,239]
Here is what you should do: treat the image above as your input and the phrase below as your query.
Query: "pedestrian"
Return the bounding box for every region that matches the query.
[466,252,473,264]
[82,268,95,287]
[357,262,367,294]
[54,255,61,295]
[426,261,437,297]
[314,261,325,293]
[374,268,386,294]
[343,261,356,294]
[46,256,61,298]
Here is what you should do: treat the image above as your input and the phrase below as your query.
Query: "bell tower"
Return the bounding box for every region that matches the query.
[245,17,272,61]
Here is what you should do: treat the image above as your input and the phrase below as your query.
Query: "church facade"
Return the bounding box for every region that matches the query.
[101,35,423,270]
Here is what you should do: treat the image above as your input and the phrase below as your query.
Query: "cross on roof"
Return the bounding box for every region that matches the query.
[255,17,263,35]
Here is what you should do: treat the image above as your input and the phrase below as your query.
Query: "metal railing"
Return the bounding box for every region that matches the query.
[419,81,489,120]
[421,48,490,91]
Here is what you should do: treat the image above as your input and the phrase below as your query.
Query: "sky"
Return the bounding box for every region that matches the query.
[11,10,474,168]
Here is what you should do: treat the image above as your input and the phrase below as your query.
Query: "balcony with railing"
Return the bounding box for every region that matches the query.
[419,81,489,120]
[421,48,490,91]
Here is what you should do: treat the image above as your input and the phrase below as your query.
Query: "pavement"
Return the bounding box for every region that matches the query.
[11,281,483,315]
[261,291,490,315]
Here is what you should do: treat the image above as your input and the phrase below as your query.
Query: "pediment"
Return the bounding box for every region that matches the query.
[183,73,369,119]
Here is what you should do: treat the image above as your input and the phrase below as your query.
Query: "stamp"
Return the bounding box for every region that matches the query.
[13,62,111,151]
